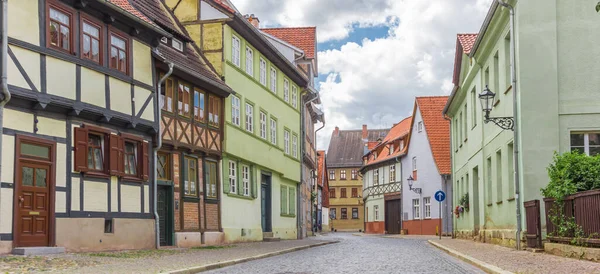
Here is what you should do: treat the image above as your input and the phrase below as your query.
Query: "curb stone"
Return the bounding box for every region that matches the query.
[168,241,339,274]
[427,240,513,274]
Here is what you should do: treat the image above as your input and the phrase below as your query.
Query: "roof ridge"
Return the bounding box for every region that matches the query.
[261,26,316,30]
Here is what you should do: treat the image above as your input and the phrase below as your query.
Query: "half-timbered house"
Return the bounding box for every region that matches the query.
[0,0,172,253]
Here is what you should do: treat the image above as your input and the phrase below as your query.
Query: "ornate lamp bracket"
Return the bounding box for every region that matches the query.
[484,116,515,131]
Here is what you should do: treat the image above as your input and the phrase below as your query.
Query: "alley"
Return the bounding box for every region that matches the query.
[205,233,484,274]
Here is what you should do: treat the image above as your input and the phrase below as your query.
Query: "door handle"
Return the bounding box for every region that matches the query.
[18,196,24,206]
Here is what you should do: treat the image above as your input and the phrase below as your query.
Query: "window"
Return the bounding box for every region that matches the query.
[208,96,221,127]
[487,157,492,204]
[104,219,113,234]
[341,208,348,219]
[270,67,277,93]
[48,5,72,53]
[81,19,101,63]
[288,187,295,215]
[184,157,197,196]
[340,170,346,180]
[329,188,336,198]
[390,165,396,182]
[280,185,288,215]
[291,86,298,108]
[330,208,336,219]
[109,32,128,73]
[496,150,502,202]
[172,38,183,52]
[178,83,191,117]
[458,112,463,144]
[351,188,358,198]
[232,35,241,67]
[351,170,357,180]
[571,132,600,156]
[259,112,267,139]
[471,87,477,128]
[352,208,359,219]
[270,118,277,145]
[123,141,138,176]
[341,188,347,198]
[424,197,431,218]
[160,78,174,112]
[157,152,170,181]
[413,199,420,219]
[292,134,298,158]
[245,46,253,75]
[284,130,290,154]
[374,205,379,220]
[283,79,290,103]
[206,161,218,199]
[463,104,468,139]
[494,51,500,99]
[508,143,515,198]
[329,170,335,180]
[194,89,205,122]
[389,144,394,155]
[259,58,267,85]
[418,121,423,132]
[373,169,379,185]
[242,165,250,196]
[160,37,168,43]
[87,133,104,171]
[245,103,254,132]
[505,33,511,89]
[412,157,417,180]
[229,160,237,194]
[231,96,240,126]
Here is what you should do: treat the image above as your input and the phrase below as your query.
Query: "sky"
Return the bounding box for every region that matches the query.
[229,0,493,151]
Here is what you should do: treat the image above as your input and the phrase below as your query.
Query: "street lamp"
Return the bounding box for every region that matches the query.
[407,175,421,194]
[479,85,515,131]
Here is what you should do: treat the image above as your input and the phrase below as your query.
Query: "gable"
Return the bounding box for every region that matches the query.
[200,0,229,21]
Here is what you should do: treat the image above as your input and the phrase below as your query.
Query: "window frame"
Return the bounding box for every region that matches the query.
[284,129,290,155]
[245,46,253,75]
[329,170,335,180]
[122,138,140,179]
[183,156,199,197]
[270,117,277,145]
[87,132,106,173]
[283,79,290,103]
[341,208,348,219]
[259,58,267,86]
[208,95,221,128]
[177,81,192,118]
[418,121,423,132]
[570,132,600,156]
[172,38,183,52]
[329,188,336,198]
[242,165,250,197]
[205,160,219,200]
[245,102,254,133]
[193,88,206,122]
[330,208,336,219]
[373,169,379,185]
[232,35,241,67]
[228,160,237,194]
[47,1,74,54]
[231,96,241,126]
[352,208,359,219]
[79,14,103,64]
[340,170,346,180]
[259,111,267,139]
[424,197,431,219]
[374,205,379,220]
[270,67,277,93]
[160,77,175,113]
[292,133,298,158]
[413,198,420,220]
[390,165,396,182]
[291,86,298,108]
[157,152,171,181]
[351,169,357,180]
[108,28,130,75]
[351,188,358,198]
[340,188,347,198]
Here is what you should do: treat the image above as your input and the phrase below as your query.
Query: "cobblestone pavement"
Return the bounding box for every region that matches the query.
[431,238,600,274]
[205,233,484,274]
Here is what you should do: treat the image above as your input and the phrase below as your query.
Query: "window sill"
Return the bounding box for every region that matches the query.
[487,203,493,207]
[205,198,219,204]
[281,214,296,218]
[507,197,515,202]
[227,193,255,200]
[496,201,503,205]
[424,217,431,220]
[122,176,143,183]
[83,171,111,179]
[352,218,359,220]
[183,196,200,203]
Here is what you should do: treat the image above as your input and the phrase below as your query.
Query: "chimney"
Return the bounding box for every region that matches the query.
[362,124,368,139]
[245,14,260,28]
[334,126,339,136]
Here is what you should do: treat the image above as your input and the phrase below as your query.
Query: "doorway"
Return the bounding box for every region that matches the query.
[13,136,55,247]
[157,184,173,246]
[385,199,402,234]
[260,173,272,233]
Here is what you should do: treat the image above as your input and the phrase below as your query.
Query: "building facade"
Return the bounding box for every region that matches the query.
[327,126,388,232]
[0,0,171,253]
[361,117,411,234]
[401,97,451,236]
[164,0,309,242]
[317,150,330,232]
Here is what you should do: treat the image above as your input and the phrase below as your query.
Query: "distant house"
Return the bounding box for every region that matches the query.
[317,151,330,232]
[327,125,388,232]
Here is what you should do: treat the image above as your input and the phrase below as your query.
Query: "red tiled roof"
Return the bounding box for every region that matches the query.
[210,0,236,14]
[108,0,155,26]
[457,34,478,55]
[261,27,317,59]
[415,96,451,175]
[364,117,412,167]
[317,151,329,208]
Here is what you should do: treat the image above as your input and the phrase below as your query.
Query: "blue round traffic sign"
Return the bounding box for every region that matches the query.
[434,190,446,202]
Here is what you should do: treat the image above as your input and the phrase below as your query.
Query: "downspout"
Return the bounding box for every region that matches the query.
[497,0,521,250]
[312,107,324,233]
[443,115,454,238]
[0,0,12,222]
[154,62,174,249]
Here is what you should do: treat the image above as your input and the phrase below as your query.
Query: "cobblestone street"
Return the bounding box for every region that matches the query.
[205,233,484,274]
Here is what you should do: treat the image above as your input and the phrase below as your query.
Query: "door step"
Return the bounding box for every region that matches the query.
[12,247,66,255]
[263,232,273,238]
[263,237,281,242]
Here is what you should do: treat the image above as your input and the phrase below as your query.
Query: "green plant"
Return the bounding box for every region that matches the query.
[597,1,600,12]
[459,193,469,212]
[541,151,600,199]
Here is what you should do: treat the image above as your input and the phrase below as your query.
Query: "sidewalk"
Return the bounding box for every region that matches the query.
[429,238,600,274]
[0,237,337,274]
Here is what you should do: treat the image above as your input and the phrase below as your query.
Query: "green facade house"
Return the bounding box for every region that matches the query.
[164,0,309,242]
[443,0,600,247]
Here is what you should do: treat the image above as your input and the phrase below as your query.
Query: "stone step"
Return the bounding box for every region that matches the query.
[263,232,273,238]
[263,237,281,242]
[13,247,65,255]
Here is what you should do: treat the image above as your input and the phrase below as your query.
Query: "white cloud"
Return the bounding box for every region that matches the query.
[230,0,493,150]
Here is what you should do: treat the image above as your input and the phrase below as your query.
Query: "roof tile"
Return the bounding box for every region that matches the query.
[327,128,389,168]
[364,117,412,167]
[457,33,478,55]
[108,0,155,26]
[415,96,451,175]
[261,27,317,59]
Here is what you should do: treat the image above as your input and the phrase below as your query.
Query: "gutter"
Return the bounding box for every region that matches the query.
[154,62,174,249]
[0,0,12,226]
[442,86,459,115]
[469,1,500,58]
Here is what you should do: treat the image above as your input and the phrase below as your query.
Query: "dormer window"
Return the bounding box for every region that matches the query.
[172,38,183,52]
[161,37,168,44]
[389,144,394,155]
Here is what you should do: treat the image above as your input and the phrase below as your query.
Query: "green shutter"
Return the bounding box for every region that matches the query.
[223,159,230,194]
[289,187,295,215]
[251,166,257,198]
[280,185,287,214]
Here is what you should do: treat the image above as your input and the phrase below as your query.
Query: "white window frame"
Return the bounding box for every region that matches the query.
[329,170,335,180]
[270,118,277,145]
[270,67,277,93]
[418,121,423,132]
[413,199,420,219]
[390,165,396,182]
[373,169,379,185]
[231,96,240,126]
[283,79,290,103]
[389,144,394,155]
[245,46,253,75]
[259,111,267,139]
[571,132,600,156]
[245,103,253,133]
[292,134,298,158]
[232,35,241,67]
[412,157,417,171]
[374,205,379,221]
[242,165,250,196]
[291,86,298,108]
[172,38,183,52]
[284,130,290,155]
[424,197,431,219]
[229,161,237,194]
[259,58,267,86]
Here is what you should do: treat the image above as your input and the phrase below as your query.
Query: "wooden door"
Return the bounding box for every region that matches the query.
[157,185,172,246]
[261,174,271,233]
[16,162,51,247]
[385,199,401,234]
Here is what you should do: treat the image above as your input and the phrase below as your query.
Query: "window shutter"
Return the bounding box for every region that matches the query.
[109,135,123,176]
[250,166,257,198]
[281,185,287,214]
[223,160,230,194]
[141,142,149,181]
[74,127,89,172]
[289,187,295,215]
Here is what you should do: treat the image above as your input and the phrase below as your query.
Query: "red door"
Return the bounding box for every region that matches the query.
[16,163,51,247]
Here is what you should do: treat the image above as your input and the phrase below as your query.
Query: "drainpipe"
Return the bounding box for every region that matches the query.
[497,0,521,250]
[443,115,454,238]
[0,0,12,222]
[154,62,173,249]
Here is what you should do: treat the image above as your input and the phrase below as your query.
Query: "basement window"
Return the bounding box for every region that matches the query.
[104,219,113,233]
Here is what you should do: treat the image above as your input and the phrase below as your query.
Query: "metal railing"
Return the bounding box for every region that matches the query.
[362,181,402,199]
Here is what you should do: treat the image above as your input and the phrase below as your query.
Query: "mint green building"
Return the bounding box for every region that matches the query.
[444,0,600,247]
